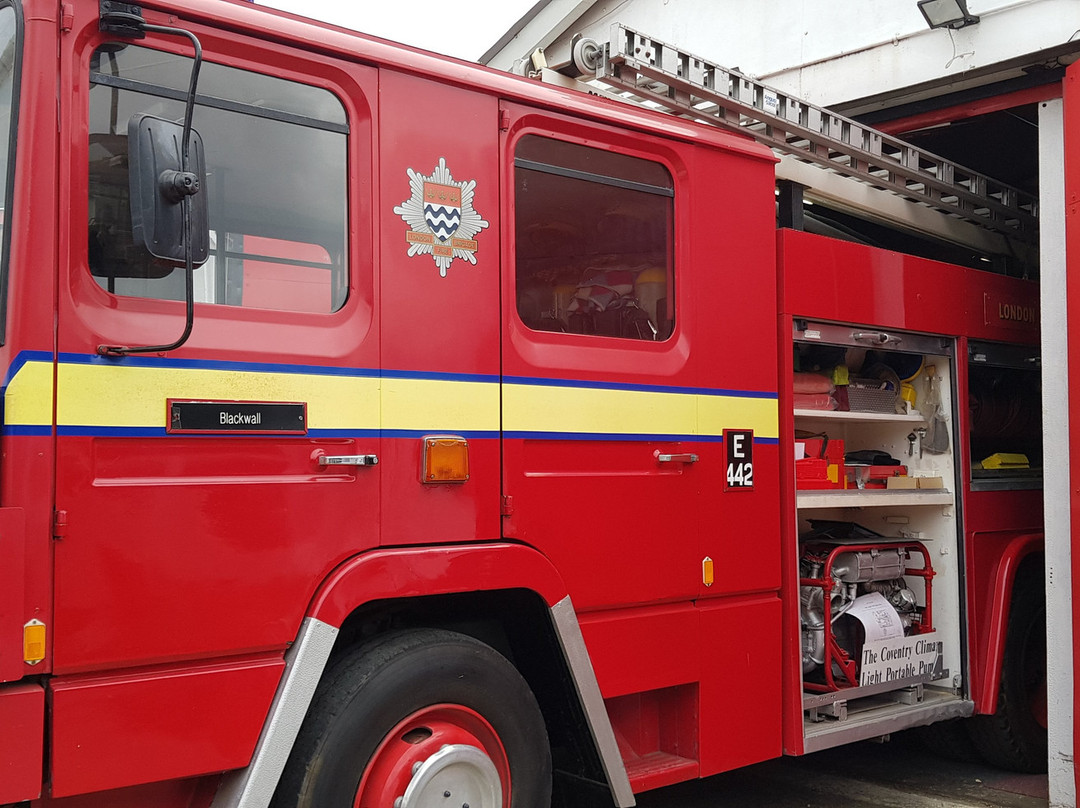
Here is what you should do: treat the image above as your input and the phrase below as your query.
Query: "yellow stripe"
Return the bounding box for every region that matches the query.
[505,383,778,439]
[382,378,499,432]
[55,364,379,430]
[8,359,777,439]
[5,361,53,426]
[698,393,779,440]
[504,383,695,436]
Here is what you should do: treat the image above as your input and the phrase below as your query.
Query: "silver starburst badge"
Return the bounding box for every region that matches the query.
[393,158,489,277]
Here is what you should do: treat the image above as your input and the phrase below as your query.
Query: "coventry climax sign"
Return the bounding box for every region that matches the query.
[860,633,943,687]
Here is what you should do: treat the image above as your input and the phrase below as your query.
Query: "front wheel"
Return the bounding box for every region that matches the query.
[273,628,552,808]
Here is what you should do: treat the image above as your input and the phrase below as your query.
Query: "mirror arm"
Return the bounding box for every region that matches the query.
[98,23,204,357]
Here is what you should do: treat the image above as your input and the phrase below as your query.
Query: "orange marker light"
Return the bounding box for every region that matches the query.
[702,557,715,587]
[423,435,470,483]
[24,619,45,665]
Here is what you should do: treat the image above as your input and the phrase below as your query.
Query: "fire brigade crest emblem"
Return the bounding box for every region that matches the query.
[394,158,489,276]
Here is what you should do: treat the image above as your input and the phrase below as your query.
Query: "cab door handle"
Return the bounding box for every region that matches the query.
[657,452,699,463]
[318,454,379,467]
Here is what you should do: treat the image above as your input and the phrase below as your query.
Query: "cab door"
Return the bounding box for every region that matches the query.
[53,15,378,675]
[499,104,702,610]
[500,101,784,775]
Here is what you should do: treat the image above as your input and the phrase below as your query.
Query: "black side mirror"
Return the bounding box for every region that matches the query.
[127,113,209,265]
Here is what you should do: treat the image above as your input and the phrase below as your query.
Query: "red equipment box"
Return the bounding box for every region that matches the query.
[795,438,845,490]
[846,464,908,489]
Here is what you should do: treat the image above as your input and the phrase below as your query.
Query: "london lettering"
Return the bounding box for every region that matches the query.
[999,302,1038,324]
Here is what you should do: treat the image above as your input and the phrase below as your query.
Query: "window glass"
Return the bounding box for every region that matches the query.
[90,45,346,126]
[968,343,1042,490]
[0,4,19,334]
[514,135,674,340]
[88,44,348,312]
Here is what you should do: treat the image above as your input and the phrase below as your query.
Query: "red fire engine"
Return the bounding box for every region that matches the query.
[0,2,1053,806]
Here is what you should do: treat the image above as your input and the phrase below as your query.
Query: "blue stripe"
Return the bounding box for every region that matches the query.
[307,429,380,439]
[505,431,779,443]
[503,374,777,399]
[42,426,502,440]
[505,431,707,442]
[380,369,500,384]
[57,426,167,437]
[51,351,500,384]
[3,425,51,437]
[382,429,500,440]
[7,425,778,444]
[7,350,776,400]
[54,351,382,379]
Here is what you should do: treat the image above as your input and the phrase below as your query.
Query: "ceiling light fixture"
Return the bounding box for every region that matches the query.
[917,0,980,29]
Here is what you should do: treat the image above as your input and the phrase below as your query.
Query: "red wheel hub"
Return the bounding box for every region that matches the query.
[354,704,511,808]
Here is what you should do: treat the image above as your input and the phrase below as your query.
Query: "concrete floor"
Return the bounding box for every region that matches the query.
[635,730,1048,808]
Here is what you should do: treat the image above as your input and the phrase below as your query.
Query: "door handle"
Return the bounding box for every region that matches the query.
[657,452,699,464]
[318,454,379,467]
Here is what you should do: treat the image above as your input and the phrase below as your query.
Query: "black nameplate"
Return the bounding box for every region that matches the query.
[167,400,307,435]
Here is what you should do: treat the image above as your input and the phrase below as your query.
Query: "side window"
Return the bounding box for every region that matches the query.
[514,135,674,340]
[88,45,348,313]
[968,342,1042,490]
[0,3,20,340]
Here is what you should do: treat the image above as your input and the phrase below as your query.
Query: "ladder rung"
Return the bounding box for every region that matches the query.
[598,24,1037,242]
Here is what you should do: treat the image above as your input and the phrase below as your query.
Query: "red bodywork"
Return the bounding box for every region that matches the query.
[0,1,1052,804]
[777,230,1042,754]
[1066,57,1080,799]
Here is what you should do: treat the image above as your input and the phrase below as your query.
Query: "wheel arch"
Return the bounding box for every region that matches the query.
[975,532,1044,716]
[211,543,633,808]
[307,542,569,626]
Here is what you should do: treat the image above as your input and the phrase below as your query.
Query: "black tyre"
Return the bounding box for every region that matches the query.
[273,628,552,808]
[967,571,1047,773]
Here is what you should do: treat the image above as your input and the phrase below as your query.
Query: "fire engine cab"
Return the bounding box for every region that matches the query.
[0,2,1053,807]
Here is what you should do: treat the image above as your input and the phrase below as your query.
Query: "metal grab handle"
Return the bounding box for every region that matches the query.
[318,455,379,467]
[852,331,902,345]
[657,452,699,463]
